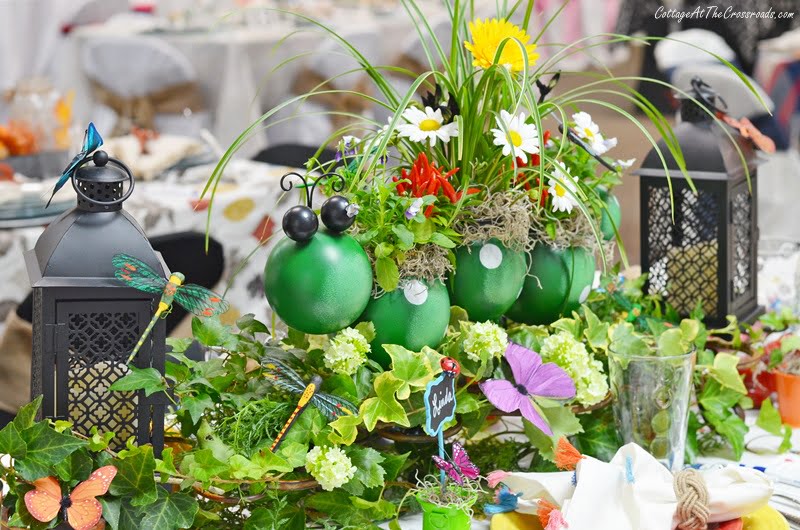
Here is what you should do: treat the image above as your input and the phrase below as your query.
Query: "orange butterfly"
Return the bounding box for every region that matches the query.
[24,466,117,530]
[719,113,777,153]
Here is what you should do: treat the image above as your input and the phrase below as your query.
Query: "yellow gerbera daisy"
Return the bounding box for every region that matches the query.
[464,18,539,72]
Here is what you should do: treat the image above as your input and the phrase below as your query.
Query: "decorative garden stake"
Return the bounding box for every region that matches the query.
[261,357,358,451]
[636,77,763,325]
[424,357,459,489]
[112,253,229,363]
[263,172,373,334]
[25,144,168,452]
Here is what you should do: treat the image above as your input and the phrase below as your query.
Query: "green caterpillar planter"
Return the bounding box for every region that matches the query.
[362,279,450,368]
[506,244,595,325]
[599,189,621,241]
[448,239,526,322]
[263,174,372,335]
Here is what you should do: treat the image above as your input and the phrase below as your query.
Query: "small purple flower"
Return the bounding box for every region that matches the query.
[335,135,360,162]
[405,198,423,220]
[345,203,360,218]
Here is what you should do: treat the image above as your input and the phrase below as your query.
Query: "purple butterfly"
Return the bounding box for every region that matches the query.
[479,343,576,436]
[432,442,479,485]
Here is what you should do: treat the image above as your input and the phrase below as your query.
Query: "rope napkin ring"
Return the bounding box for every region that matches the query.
[674,468,710,530]
[90,80,205,135]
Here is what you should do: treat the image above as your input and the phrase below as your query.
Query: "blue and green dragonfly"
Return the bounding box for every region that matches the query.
[112,253,229,363]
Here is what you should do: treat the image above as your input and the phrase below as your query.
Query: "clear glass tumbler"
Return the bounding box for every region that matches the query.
[608,346,696,472]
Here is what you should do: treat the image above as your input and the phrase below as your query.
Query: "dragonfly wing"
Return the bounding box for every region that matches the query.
[261,357,307,393]
[112,254,167,294]
[173,284,229,317]
[311,392,358,420]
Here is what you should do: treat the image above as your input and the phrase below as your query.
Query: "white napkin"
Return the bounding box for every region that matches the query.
[104,135,204,180]
[497,443,773,530]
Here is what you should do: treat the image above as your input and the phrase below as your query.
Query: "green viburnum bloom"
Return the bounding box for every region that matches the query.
[463,321,508,362]
[323,327,370,375]
[539,331,609,406]
[305,446,357,491]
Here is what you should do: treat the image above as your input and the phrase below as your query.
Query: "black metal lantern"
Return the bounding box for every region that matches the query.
[25,150,166,452]
[636,78,763,325]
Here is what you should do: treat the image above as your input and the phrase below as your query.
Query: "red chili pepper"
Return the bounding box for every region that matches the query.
[441,179,457,203]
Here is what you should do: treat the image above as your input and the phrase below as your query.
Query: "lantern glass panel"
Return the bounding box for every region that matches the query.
[644,182,723,316]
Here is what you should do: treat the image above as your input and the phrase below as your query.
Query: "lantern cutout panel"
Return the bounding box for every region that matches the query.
[25,151,167,452]
[636,78,762,325]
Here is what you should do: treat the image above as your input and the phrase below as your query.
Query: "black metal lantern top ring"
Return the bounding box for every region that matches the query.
[70,150,135,210]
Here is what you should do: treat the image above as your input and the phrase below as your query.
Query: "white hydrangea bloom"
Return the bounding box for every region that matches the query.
[323,327,371,375]
[463,321,509,362]
[305,446,357,491]
[539,332,609,406]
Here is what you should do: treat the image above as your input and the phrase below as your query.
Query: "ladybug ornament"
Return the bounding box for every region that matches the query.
[440,357,460,375]
[264,173,372,334]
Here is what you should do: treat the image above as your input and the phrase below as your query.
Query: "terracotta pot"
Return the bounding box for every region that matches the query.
[775,371,800,427]
[737,356,776,408]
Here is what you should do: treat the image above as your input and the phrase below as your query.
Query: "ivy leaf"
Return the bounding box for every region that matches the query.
[507,325,549,353]
[375,257,400,292]
[583,306,609,351]
[179,448,228,485]
[355,321,376,343]
[359,372,410,431]
[657,328,684,357]
[551,316,582,340]
[54,447,93,482]
[110,444,158,506]
[165,337,193,354]
[380,452,410,481]
[685,411,702,464]
[139,489,198,530]
[236,313,269,335]
[245,507,304,530]
[523,402,583,461]
[109,366,167,397]
[342,446,385,496]
[711,353,747,394]
[455,392,480,414]
[15,422,87,481]
[181,394,214,425]
[349,496,396,519]
[117,499,144,530]
[191,316,238,350]
[354,366,374,400]
[755,399,793,454]
[276,441,307,469]
[383,344,435,399]
[0,421,26,459]
[572,407,621,462]
[100,498,121,530]
[281,407,326,447]
[392,225,414,250]
[704,408,748,460]
[155,447,178,479]
[13,395,42,430]
[328,414,362,446]
[248,449,293,475]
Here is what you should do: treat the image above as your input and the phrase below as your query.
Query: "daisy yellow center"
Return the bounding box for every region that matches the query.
[509,130,522,147]
[419,119,441,132]
[555,184,566,197]
[583,127,595,140]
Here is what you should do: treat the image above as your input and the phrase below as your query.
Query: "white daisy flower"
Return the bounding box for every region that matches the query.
[615,158,636,169]
[572,111,617,155]
[397,106,459,147]
[548,161,579,214]
[490,110,540,163]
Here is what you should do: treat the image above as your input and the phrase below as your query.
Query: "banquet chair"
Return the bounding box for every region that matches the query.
[61,0,129,34]
[81,36,210,138]
[0,232,225,428]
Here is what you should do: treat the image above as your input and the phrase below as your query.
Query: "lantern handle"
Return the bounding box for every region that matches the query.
[279,172,346,208]
[690,76,728,114]
[70,154,135,207]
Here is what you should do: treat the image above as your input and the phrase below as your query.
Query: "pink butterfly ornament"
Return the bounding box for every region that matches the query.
[432,442,479,486]
[479,343,576,435]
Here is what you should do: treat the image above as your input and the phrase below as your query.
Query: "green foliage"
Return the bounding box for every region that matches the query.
[755,400,793,454]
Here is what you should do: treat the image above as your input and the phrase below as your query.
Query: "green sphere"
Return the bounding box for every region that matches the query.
[448,239,527,322]
[506,245,595,325]
[264,231,372,334]
[363,279,450,368]
[600,190,622,241]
